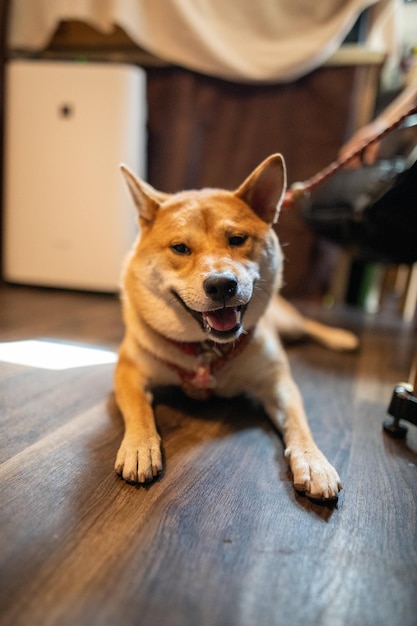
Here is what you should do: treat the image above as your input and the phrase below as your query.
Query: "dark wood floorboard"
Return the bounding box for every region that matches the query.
[0,284,416,626]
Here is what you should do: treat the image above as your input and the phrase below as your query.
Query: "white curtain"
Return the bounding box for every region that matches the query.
[9,0,398,83]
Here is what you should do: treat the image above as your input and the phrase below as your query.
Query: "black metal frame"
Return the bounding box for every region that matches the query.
[384,382,417,438]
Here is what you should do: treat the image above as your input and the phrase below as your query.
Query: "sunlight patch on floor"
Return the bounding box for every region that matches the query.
[0,339,117,370]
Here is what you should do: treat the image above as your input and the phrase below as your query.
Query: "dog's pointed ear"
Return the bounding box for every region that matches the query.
[120,164,169,224]
[234,154,286,224]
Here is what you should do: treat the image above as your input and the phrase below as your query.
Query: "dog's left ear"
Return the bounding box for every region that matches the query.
[234,154,286,225]
[120,164,169,225]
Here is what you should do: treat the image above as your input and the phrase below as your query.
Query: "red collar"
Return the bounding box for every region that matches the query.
[157,329,254,400]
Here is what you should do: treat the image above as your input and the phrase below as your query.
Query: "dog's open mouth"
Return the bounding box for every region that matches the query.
[172,292,246,339]
[202,306,243,335]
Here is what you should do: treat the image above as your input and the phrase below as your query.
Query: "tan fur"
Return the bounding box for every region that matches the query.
[114,154,357,500]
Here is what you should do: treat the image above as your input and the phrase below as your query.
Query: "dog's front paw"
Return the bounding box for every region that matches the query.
[285,446,342,501]
[115,435,163,484]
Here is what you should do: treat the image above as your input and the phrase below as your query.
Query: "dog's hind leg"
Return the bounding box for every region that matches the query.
[267,294,359,352]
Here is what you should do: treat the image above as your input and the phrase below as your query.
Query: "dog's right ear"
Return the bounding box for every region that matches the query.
[120,164,169,225]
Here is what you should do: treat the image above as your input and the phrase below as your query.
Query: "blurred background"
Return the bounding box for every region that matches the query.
[0,0,416,314]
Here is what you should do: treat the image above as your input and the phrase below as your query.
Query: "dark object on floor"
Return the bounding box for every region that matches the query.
[384,383,417,439]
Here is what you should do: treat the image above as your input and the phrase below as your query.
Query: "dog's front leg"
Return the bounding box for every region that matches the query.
[114,349,162,483]
[265,371,342,500]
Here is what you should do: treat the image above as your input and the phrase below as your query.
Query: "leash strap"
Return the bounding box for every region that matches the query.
[282,102,417,209]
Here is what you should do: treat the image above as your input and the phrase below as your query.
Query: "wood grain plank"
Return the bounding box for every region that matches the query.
[0,363,115,462]
[0,286,416,626]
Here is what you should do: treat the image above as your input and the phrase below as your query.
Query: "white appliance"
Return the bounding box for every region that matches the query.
[3,60,146,291]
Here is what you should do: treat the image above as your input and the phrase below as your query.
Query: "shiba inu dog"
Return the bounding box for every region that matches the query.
[114,154,357,500]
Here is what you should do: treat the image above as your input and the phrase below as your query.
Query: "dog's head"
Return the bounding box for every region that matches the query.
[121,154,286,343]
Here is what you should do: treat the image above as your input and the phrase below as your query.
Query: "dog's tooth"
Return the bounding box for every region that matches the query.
[202,313,213,332]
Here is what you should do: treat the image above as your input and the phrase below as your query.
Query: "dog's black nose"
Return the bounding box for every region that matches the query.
[204,275,238,302]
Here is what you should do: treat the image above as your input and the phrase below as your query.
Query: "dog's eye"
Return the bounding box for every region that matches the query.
[229,235,248,247]
[170,243,191,255]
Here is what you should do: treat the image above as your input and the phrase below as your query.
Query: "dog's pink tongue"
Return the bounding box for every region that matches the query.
[204,307,239,332]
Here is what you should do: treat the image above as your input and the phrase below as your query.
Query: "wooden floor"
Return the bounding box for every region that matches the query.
[0,284,416,626]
